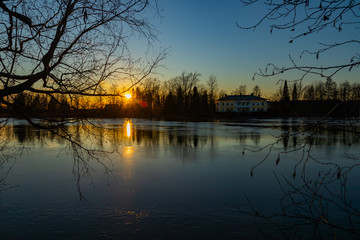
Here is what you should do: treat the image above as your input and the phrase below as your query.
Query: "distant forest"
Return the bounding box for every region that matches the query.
[3,72,360,119]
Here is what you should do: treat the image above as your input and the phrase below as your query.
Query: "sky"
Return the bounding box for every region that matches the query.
[142,0,360,97]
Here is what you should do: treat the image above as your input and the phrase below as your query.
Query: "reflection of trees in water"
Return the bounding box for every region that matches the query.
[112,126,207,149]
[104,126,204,149]
[11,124,68,146]
[235,170,360,239]
[7,121,359,151]
[239,120,360,239]
[3,120,360,217]
[0,148,19,192]
[281,120,291,150]
[1,124,114,200]
[264,121,359,151]
[8,124,211,149]
[0,127,25,193]
[193,135,199,147]
[0,154,16,193]
[135,129,160,146]
[13,125,27,143]
[236,131,261,146]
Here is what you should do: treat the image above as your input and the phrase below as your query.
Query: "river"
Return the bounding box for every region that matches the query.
[0,118,359,239]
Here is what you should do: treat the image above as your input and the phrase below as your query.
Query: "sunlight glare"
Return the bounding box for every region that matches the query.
[126,121,131,138]
[125,93,132,99]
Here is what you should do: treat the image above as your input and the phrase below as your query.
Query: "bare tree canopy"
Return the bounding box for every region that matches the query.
[165,71,201,100]
[232,84,247,95]
[239,0,360,81]
[0,0,165,119]
[252,85,261,96]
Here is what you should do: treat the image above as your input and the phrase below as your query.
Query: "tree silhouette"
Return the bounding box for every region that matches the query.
[163,91,176,116]
[303,84,315,101]
[190,86,200,116]
[0,0,166,122]
[207,75,218,115]
[292,83,298,101]
[232,85,247,95]
[282,80,290,102]
[340,81,351,102]
[200,90,210,115]
[239,0,360,82]
[325,77,337,100]
[253,85,261,96]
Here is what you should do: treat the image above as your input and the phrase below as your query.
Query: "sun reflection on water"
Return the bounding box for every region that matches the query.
[125,120,132,138]
[121,146,135,179]
[123,146,134,158]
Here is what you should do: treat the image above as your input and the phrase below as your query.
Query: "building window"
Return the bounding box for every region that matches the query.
[226,103,229,106]
[262,102,264,105]
[221,102,224,106]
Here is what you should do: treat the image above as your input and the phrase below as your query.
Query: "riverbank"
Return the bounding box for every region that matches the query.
[2,99,359,121]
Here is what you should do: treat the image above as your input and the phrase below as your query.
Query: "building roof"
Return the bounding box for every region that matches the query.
[217,94,267,101]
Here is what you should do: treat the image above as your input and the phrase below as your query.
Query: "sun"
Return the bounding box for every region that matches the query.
[125,93,132,99]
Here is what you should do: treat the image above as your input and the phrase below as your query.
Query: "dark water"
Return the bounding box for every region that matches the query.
[0,118,359,239]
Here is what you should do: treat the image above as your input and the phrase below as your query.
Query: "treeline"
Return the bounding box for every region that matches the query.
[277,79,360,102]
[270,79,360,117]
[3,72,219,119]
[106,72,218,118]
[6,92,72,118]
[3,72,360,119]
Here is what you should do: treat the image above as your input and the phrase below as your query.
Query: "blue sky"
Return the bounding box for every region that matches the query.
[146,0,360,96]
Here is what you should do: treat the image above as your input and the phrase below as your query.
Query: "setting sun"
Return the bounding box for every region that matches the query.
[125,93,132,99]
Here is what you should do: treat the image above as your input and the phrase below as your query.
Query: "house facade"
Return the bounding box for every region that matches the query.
[216,94,267,113]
